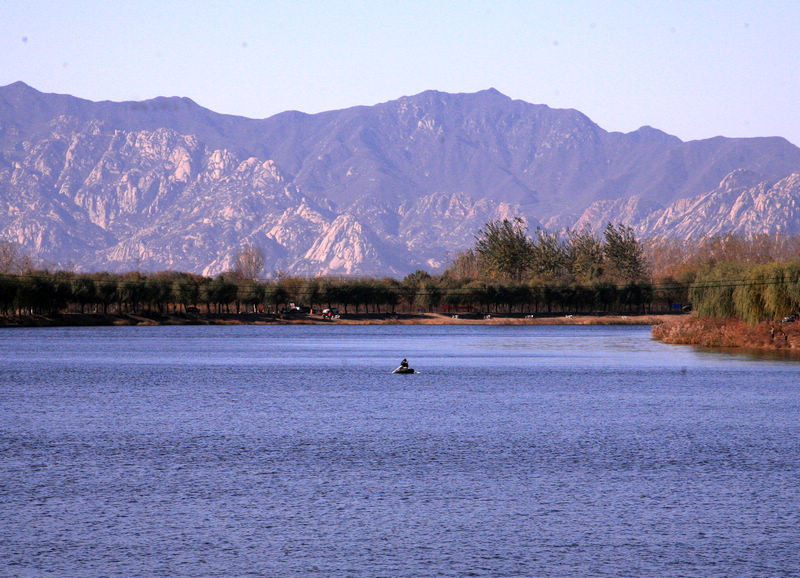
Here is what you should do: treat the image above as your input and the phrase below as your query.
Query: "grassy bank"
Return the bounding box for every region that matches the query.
[0,311,678,328]
[652,315,800,351]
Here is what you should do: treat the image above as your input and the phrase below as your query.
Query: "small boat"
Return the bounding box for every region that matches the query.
[392,366,415,374]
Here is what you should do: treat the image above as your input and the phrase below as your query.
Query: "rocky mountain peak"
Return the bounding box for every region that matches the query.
[3,82,800,276]
[718,168,766,192]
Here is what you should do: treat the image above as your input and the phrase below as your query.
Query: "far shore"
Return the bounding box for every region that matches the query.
[9,311,800,354]
[0,311,679,328]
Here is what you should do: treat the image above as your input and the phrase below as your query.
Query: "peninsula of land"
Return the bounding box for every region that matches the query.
[652,315,800,352]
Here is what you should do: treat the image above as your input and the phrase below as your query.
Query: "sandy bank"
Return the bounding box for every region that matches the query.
[0,312,679,328]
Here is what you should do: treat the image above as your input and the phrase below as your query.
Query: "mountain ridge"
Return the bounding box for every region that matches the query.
[2,82,800,276]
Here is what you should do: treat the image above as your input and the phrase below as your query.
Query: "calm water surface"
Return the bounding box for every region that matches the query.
[1,325,799,576]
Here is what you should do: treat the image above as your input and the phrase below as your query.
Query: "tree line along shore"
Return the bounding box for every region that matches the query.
[0,269,672,325]
[2,222,800,352]
[0,223,671,324]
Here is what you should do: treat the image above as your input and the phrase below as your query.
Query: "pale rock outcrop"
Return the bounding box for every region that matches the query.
[4,82,800,276]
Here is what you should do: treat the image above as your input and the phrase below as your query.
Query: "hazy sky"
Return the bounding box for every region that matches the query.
[3,0,800,145]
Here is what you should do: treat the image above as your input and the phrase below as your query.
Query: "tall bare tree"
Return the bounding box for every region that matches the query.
[233,245,265,280]
[566,227,605,283]
[0,241,34,273]
[603,223,648,284]
[474,218,533,282]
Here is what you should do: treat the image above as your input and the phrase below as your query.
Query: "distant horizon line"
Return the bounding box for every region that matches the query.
[4,79,793,146]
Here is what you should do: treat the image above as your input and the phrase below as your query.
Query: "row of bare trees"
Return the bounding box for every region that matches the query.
[0,269,669,317]
[3,228,800,321]
[448,221,649,286]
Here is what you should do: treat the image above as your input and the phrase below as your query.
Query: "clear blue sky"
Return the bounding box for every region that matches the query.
[3,0,800,145]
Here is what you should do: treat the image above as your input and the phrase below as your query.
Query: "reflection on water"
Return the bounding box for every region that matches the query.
[695,344,800,363]
[1,325,799,576]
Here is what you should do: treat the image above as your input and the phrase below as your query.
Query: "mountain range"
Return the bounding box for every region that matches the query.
[2,81,800,276]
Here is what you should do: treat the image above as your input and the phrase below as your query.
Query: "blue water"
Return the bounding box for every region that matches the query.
[1,325,799,576]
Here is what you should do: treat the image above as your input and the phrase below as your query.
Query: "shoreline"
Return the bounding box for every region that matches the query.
[652,315,800,352]
[0,311,679,328]
[6,311,800,354]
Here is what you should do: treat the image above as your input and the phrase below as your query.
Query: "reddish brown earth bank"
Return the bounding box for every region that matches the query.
[652,315,800,351]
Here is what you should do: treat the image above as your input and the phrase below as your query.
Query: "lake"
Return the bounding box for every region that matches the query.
[1,324,799,576]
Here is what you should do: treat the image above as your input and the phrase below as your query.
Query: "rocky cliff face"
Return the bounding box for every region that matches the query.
[2,81,800,276]
[575,169,800,239]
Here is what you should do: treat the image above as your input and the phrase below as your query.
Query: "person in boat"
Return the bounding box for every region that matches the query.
[400,358,409,369]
